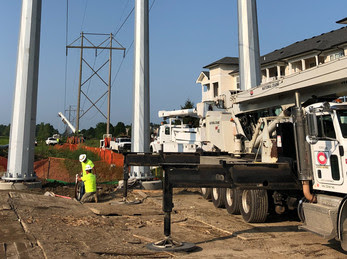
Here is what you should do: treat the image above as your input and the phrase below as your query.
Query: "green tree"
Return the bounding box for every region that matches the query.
[173,98,199,127]
[94,122,108,139]
[36,123,58,141]
[0,124,10,136]
[85,127,96,139]
[113,122,126,137]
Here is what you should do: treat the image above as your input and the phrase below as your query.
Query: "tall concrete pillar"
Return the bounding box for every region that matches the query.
[237,0,261,90]
[131,0,151,179]
[2,0,42,181]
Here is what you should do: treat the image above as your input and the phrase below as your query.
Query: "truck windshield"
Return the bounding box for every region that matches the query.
[337,110,347,138]
[120,139,131,142]
[317,115,336,139]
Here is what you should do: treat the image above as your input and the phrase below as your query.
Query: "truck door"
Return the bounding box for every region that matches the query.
[311,114,344,186]
[161,126,172,144]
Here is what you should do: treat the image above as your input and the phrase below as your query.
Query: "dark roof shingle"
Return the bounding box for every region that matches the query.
[203,26,347,68]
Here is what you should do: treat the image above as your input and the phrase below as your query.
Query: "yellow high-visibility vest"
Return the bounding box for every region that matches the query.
[81,173,96,193]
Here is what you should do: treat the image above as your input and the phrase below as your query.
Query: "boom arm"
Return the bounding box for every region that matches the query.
[58,112,76,133]
[158,108,197,118]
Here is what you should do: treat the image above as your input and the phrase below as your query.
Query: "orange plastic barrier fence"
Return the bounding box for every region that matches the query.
[0,156,7,171]
[54,144,124,167]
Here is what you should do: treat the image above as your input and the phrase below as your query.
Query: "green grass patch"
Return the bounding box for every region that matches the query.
[0,136,9,145]
[83,139,100,147]
[35,145,100,161]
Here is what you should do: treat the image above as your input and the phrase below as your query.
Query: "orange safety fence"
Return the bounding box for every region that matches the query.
[0,156,7,171]
[54,143,124,166]
[0,144,124,181]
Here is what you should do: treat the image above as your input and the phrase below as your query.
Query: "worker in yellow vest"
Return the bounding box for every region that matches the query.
[79,154,95,176]
[78,154,95,199]
[78,164,97,203]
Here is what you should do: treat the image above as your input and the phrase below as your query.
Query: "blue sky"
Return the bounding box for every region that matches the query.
[0,0,346,133]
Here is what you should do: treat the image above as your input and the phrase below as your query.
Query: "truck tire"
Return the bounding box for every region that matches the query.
[225,188,241,215]
[200,187,212,200]
[240,189,268,223]
[212,188,226,208]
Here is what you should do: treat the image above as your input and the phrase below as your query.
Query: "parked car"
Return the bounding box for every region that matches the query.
[45,137,58,146]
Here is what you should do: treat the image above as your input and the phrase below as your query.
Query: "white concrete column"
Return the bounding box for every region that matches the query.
[237,0,261,90]
[266,68,269,82]
[315,55,319,66]
[131,0,151,179]
[301,59,306,71]
[3,0,42,181]
[277,65,281,79]
[289,63,293,74]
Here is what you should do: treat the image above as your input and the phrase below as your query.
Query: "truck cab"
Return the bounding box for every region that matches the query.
[306,102,347,194]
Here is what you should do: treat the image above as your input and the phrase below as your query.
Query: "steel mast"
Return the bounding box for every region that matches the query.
[131,0,151,179]
[2,0,42,184]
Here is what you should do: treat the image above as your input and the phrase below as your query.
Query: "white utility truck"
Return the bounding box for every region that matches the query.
[150,108,203,153]
[123,1,347,249]
[194,54,347,250]
[125,57,347,250]
[100,135,131,153]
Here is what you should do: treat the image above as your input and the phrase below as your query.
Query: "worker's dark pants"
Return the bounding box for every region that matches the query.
[80,192,96,203]
[80,181,85,198]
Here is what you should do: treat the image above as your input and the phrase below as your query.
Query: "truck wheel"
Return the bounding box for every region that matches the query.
[341,216,347,251]
[240,189,268,223]
[339,200,347,251]
[225,188,241,215]
[212,188,226,208]
[200,188,212,200]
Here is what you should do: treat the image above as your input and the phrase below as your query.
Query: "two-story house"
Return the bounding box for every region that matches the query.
[197,26,347,103]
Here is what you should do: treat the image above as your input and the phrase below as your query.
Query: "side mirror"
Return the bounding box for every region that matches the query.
[306,113,318,144]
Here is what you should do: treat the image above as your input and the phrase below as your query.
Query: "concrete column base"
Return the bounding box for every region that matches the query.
[0,180,42,190]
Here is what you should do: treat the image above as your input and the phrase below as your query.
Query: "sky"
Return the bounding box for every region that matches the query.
[0,0,346,133]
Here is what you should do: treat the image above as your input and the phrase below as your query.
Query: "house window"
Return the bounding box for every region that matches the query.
[203,84,210,92]
[330,51,344,61]
[213,82,219,97]
[236,76,240,90]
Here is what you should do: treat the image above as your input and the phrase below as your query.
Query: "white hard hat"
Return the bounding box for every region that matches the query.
[85,164,93,171]
[79,154,87,162]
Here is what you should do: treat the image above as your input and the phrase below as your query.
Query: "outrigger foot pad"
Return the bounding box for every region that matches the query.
[146,236,196,252]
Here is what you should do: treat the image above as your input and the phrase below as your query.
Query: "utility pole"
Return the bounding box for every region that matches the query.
[2,0,42,187]
[237,0,261,90]
[107,33,113,135]
[131,0,151,179]
[66,33,125,134]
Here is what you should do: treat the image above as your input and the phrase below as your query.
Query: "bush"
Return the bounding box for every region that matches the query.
[35,145,100,161]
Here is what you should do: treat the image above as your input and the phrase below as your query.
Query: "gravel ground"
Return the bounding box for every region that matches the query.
[0,186,346,258]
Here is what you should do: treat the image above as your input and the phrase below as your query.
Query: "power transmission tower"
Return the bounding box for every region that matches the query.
[66,32,125,134]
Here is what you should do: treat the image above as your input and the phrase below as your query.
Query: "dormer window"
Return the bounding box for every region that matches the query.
[330,50,344,61]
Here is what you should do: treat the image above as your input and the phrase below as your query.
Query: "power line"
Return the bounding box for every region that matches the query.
[114,7,134,36]
[111,0,156,86]
[80,0,89,31]
[64,0,69,115]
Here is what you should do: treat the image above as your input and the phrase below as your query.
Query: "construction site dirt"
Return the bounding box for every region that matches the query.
[1,185,346,258]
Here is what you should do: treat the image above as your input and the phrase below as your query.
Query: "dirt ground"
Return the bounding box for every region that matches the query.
[1,184,347,258]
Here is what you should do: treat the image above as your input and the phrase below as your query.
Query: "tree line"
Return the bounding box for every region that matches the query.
[0,122,131,141]
[0,99,197,141]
